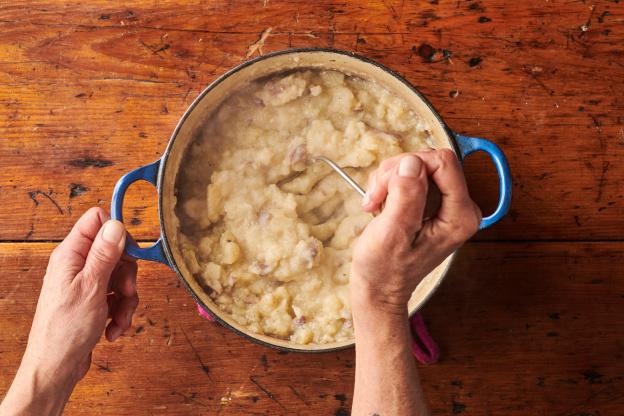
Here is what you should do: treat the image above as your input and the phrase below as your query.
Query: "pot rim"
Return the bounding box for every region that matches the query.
[157,47,460,353]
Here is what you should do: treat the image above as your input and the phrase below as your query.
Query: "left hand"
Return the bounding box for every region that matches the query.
[23,207,138,388]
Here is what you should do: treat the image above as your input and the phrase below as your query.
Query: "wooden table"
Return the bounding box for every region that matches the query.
[1,1,622,414]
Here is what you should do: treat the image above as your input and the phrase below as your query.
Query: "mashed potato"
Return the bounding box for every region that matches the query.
[175,69,431,344]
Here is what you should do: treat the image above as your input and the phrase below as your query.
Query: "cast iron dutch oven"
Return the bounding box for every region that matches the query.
[111,48,512,353]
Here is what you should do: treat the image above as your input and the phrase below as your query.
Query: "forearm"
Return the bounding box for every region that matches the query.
[351,288,430,416]
[0,362,75,416]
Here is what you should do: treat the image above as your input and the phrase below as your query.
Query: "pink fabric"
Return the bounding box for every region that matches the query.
[197,303,217,322]
[409,313,440,364]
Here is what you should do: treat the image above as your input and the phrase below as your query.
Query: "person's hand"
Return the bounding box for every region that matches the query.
[351,149,482,314]
[0,207,138,415]
[350,149,479,416]
[28,207,139,382]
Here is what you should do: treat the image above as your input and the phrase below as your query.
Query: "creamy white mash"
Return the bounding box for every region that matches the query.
[175,69,431,344]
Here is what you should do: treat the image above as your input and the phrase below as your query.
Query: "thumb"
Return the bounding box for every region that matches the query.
[79,220,126,293]
[380,155,428,236]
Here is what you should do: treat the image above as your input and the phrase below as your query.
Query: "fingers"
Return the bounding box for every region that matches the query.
[362,156,400,212]
[122,231,140,263]
[359,154,430,256]
[76,220,126,295]
[108,259,138,297]
[105,292,139,342]
[362,150,435,212]
[361,149,480,252]
[105,252,139,342]
[378,155,428,235]
[47,207,111,279]
[415,149,481,246]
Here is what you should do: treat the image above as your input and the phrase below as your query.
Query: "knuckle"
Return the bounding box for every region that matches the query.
[471,210,482,234]
[47,245,72,274]
[87,206,107,219]
[432,221,466,249]
[459,203,482,239]
[49,246,62,265]
[90,244,118,268]
[130,295,140,311]
[437,148,456,161]
[128,260,139,276]
[436,148,458,170]
[452,221,478,245]
[473,203,483,224]
[391,177,426,205]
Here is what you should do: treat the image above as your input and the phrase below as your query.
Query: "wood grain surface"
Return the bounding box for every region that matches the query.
[1,0,623,414]
[1,242,623,415]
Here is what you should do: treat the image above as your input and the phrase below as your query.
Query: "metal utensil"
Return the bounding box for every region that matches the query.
[278,155,442,219]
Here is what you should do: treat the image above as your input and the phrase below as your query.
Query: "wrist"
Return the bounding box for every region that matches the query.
[350,274,410,320]
[1,359,76,416]
[351,289,411,342]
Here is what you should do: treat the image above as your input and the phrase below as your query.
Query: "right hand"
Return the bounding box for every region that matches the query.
[350,149,482,314]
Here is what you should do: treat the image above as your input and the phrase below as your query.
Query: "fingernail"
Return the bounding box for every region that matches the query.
[363,176,376,206]
[103,221,125,245]
[398,155,422,178]
[126,309,133,327]
[110,326,123,342]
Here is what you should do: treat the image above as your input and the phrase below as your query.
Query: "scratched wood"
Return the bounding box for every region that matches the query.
[1,242,623,415]
[1,1,624,415]
[1,0,623,241]
[0,243,357,415]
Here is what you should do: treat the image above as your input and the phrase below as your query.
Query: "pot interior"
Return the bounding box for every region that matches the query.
[160,49,455,352]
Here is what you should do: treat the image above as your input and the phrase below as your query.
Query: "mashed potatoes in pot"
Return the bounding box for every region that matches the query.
[175,69,432,344]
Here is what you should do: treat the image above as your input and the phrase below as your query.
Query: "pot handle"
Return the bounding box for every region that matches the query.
[110,159,171,267]
[454,133,512,230]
